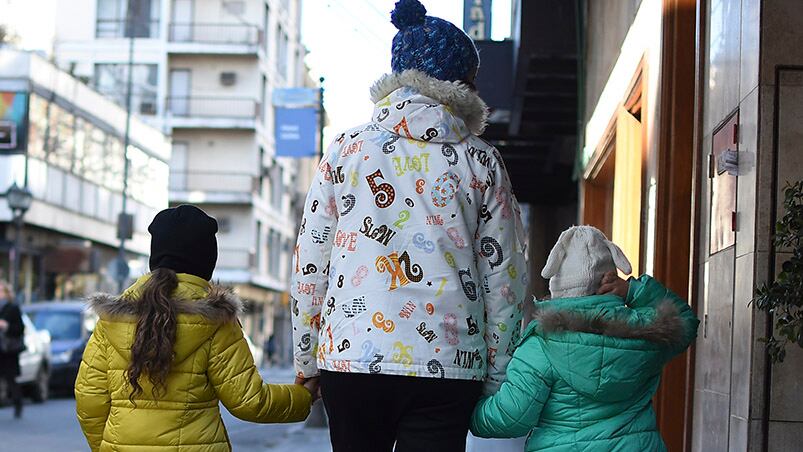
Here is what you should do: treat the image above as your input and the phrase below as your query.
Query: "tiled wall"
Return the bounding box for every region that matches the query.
[694,1,803,451]
[692,0,761,450]
[761,67,803,452]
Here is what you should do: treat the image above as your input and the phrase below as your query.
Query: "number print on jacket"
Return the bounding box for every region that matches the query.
[291,71,526,394]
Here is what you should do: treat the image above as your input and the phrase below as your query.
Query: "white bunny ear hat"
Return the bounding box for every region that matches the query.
[541,225,632,299]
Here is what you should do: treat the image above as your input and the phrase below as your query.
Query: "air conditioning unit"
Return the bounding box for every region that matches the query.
[220,72,237,86]
[139,101,157,115]
[223,1,246,16]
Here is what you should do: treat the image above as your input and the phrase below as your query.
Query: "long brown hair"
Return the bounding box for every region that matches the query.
[127,267,179,402]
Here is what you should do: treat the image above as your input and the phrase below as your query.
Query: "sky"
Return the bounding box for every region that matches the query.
[0,0,511,144]
[0,0,57,53]
[301,0,512,142]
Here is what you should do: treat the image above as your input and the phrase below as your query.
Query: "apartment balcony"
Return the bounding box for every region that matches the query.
[167,23,262,55]
[95,19,161,39]
[165,96,260,129]
[169,170,258,204]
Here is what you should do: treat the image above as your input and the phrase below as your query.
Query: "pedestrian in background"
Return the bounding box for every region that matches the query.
[263,334,276,367]
[291,0,527,450]
[0,280,24,419]
[471,226,700,451]
[75,205,316,451]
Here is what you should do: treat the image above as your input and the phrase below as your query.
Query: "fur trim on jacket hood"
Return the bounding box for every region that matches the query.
[370,69,489,135]
[87,285,242,322]
[534,301,687,347]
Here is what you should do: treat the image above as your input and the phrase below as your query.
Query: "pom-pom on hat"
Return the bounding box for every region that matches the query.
[390,0,480,83]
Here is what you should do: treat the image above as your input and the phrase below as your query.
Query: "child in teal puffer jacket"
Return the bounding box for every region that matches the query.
[470,226,699,451]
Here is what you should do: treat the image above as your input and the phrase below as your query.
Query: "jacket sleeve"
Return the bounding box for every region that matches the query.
[471,337,552,438]
[290,141,340,378]
[208,320,312,423]
[475,150,527,396]
[75,321,111,452]
[4,303,23,338]
[626,274,700,357]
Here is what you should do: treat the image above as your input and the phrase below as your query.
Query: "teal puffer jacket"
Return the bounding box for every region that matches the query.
[470,275,699,451]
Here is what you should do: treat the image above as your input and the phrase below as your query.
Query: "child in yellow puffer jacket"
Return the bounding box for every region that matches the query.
[75,205,314,451]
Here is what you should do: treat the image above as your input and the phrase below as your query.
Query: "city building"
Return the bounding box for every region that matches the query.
[482,0,803,450]
[0,48,170,302]
[51,0,320,349]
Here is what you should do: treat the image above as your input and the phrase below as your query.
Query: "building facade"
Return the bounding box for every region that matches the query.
[575,0,803,450]
[482,0,803,450]
[0,48,170,302]
[51,0,318,350]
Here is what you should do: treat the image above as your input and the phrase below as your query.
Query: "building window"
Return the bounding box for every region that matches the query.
[94,63,159,115]
[96,0,161,38]
[267,229,281,278]
[276,25,288,78]
[271,165,283,210]
[260,74,267,121]
[258,146,266,196]
[263,4,270,54]
[255,220,263,272]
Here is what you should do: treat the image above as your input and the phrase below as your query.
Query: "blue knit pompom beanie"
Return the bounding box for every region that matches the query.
[390,0,480,83]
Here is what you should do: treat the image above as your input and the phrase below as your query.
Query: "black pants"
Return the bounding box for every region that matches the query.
[320,370,483,452]
[0,374,22,415]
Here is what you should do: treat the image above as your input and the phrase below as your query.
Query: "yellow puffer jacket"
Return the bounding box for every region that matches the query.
[75,273,311,451]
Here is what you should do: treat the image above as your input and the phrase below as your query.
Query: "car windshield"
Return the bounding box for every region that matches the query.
[27,311,82,341]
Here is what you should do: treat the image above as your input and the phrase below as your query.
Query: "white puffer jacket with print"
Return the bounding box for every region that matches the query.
[291,70,527,395]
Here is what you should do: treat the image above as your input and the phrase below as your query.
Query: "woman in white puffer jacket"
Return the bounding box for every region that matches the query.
[291,1,527,450]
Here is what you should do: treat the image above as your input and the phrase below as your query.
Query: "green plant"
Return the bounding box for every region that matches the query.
[754,180,803,363]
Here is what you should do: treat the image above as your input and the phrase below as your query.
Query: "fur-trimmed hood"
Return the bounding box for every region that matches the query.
[524,295,692,402]
[87,284,242,322]
[370,69,489,136]
[86,275,244,363]
[534,300,686,347]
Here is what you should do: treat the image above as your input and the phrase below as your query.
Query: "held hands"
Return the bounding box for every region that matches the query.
[295,375,321,403]
[0,319,8,331]
[596,271,629,298]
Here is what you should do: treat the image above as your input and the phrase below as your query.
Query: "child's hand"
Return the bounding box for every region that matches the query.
[303,377,321,402]
[597,271,629,298]
[295,375,321,402]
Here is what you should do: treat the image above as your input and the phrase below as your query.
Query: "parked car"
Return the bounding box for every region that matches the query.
[19,313,52,402]
[0,313,51,404]
[23,301,97,392]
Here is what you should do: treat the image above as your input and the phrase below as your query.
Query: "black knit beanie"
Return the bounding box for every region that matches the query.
[148,205,218,281]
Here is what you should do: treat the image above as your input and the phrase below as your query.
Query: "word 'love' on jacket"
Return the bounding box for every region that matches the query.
[291,69,527,395]
[471,275,700,452]
[75,273,311,452]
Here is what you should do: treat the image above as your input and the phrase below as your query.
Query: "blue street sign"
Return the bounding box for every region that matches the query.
[464,0,492,41]
[273,88,319,108]
[275,107,317,157]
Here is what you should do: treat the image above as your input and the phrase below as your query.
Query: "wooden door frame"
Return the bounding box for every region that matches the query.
[581,58,647,250]
[653,0,699,451]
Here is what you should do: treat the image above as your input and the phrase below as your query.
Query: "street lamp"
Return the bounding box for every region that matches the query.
[6,182,33,295]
